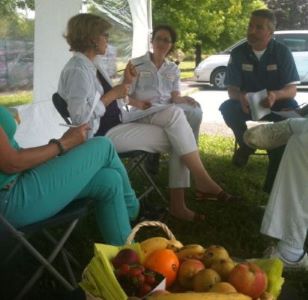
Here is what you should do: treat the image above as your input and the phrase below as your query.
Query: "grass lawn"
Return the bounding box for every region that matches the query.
[179,60,195,79]
[0,90,32,107]
[1,135,307,299]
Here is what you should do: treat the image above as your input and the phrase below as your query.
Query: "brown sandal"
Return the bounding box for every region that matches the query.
[196,190,242,203]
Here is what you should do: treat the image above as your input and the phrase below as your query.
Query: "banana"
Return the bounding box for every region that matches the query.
[166,239,183,251]
[147,292,252,300]
[140,237,170,259]
[176,244,206,261]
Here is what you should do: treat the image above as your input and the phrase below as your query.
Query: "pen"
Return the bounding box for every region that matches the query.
[117,63,144,73]
[59,123,78,128]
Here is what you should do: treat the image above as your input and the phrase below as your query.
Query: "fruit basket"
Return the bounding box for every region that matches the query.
[80,221,178,300]
[80,221,285,300]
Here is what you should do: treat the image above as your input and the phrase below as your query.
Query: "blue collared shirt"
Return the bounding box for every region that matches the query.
[225,39,300,92]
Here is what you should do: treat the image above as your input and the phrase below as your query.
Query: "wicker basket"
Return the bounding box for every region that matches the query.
[82,221,175,300]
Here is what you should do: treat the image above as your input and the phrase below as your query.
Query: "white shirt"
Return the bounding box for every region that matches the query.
[57,52,106,138]
[121,52,180,123]
[130,52,180,104]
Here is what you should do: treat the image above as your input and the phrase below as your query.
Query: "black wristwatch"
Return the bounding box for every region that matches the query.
[49,139,66,155]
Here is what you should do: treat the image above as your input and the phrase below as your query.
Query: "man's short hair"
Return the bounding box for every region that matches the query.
[251,9,276,32]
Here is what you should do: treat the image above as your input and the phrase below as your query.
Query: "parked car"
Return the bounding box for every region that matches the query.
[194,30,308,89]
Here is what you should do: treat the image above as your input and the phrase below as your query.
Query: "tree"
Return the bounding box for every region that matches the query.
[0,0,34,17]
[152,0,265,65]
[0,0,34,39]
[265,0,308,29]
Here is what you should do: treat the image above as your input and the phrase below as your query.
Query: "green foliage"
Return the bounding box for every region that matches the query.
[265,0,308,29]
[0,15,34,39]
[152,0,266,53]
[0,0,34,16]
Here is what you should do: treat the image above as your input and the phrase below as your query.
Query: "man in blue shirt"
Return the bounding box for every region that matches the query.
[219,8,299,191]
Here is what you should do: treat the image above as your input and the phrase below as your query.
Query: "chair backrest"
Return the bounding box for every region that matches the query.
[52,93,71,125]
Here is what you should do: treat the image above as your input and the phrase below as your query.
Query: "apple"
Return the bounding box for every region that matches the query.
[177,258,205,289]
[228,262,268,298]
[112,248,140,268]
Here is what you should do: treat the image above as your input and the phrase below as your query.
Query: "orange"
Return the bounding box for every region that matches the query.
[144,248,179,287]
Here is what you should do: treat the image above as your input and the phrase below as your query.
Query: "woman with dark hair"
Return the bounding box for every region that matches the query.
[58,15,238,222]
[127,24,202,142]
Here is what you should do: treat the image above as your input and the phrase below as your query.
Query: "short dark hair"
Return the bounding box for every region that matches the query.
[152,24,177,53]
[251,9,276,31]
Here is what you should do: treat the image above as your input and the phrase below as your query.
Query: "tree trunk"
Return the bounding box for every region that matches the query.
[195,43,202,67]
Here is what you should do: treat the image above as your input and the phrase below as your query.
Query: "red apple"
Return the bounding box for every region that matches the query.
[228,262,268,298]
[112,248,140,268]
[177,258,205,289]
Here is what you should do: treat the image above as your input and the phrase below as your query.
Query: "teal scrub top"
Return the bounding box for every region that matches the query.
[0,106,19,188]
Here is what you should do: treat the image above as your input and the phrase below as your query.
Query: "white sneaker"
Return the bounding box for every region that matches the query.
[264,246,308,271]
[243,120,293,150]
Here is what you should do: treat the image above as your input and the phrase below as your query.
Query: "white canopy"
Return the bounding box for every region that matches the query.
[15,0,152,147]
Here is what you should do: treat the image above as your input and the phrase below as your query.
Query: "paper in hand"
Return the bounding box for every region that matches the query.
[247,89,271,121]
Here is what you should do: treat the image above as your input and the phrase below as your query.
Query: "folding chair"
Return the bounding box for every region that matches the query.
[52,93,167,203]
[0,198,92,300]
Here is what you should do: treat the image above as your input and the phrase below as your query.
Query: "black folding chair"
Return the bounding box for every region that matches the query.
[52,93,167,203]
[0,198,92,300]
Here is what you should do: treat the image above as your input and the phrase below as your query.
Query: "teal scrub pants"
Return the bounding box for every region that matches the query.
[0,137,139,245]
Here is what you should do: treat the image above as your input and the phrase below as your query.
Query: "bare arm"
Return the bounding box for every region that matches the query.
[228,85,250,114]
[101,84,130,106]
[100,61,139,106]
[171,91,200,107]
[262,84,297,108]
[0,124,89,174]
[128,96,152,110]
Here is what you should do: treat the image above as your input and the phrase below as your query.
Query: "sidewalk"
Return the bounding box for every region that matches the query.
[182,80,308,137]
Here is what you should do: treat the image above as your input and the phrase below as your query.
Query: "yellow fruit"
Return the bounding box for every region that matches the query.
[140,237,170,260]
[209,282,237,293]
[203,245,230,267]
[147,292,252,300]
[176,244,205,260]
[210,258,236,280]
[193,268,221,292]
[167,239,183,251]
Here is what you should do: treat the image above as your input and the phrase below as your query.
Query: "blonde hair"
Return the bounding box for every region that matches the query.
[64,13,111,52]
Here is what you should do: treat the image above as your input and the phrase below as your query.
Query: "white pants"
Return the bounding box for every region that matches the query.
[261,124,308,249]
[176,103,203,142]
[106,105,197,188]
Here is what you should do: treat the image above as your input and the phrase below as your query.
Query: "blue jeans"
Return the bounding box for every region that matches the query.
[0,137,139,245]
[219,98,299,150]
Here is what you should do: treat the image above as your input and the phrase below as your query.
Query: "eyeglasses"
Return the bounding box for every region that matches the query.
[153,37,172,44]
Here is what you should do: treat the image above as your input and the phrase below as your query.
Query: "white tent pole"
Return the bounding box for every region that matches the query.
[128,0,152,58]
[33,0,82,103]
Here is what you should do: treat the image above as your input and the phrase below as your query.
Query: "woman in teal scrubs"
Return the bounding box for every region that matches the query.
[0,106,139,245]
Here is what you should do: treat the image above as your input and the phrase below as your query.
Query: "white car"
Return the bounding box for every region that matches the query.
[194,30,308,89]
